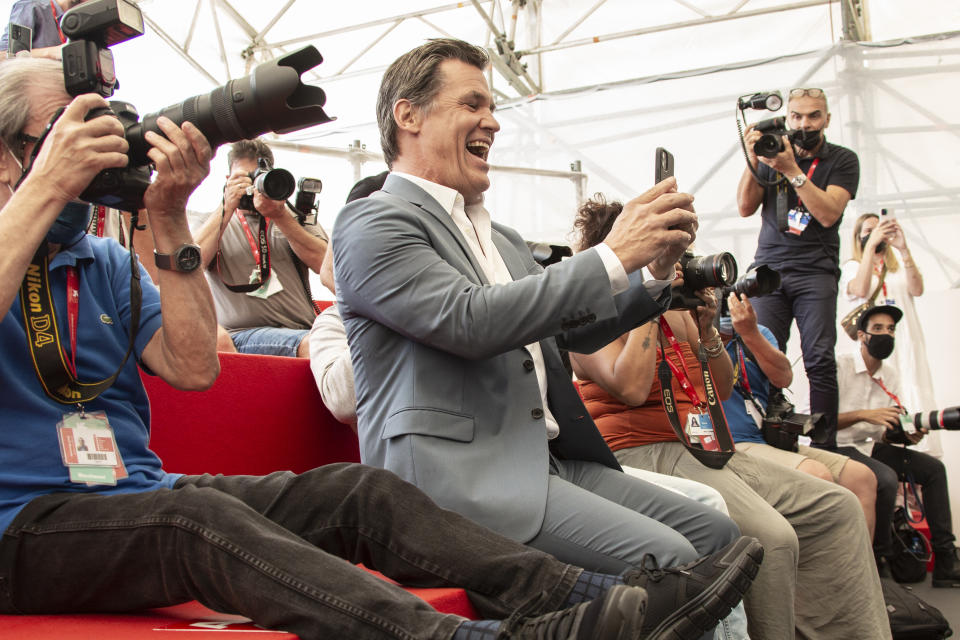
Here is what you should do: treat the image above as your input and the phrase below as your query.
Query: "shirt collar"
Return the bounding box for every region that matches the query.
[48,235,95,270]
[390,172,461,217]
[854,347,886,378]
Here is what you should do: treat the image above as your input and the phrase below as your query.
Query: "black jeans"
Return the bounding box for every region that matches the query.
[871,442,956,552]
[0,464,580,640]
[750,268,839,447]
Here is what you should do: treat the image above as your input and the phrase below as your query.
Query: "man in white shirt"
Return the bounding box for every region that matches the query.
[836,305,960,587]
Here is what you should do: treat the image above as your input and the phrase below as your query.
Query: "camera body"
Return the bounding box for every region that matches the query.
[61,0,144,98]
[237,158,296,212]
[670,251,738,310]
[752,116,806,159]
[761,389,829,450]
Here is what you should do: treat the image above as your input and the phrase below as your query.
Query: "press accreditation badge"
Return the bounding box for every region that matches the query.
[899,413,917,436]
[57,411,124,486]
[786,208,811,235]
[247,269,283,299]
[686,412,715,437]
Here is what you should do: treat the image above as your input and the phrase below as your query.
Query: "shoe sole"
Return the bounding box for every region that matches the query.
[644,537,764,640]
[591,585,648,640]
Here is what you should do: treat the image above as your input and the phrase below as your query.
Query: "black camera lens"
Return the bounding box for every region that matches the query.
[684,252,738,290]
[255,168,296,201]
[730,265,781,298]
[754,134,784,159]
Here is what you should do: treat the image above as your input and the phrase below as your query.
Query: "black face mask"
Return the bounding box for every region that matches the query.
[859,235,887,255]
[865,332,895,360]
[793,128,822,150]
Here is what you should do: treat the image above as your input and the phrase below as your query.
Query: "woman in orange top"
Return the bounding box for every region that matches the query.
[568,196,890,640]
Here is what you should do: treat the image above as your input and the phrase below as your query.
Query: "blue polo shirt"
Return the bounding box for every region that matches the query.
[722,325,779,444]
[0,235,179,535]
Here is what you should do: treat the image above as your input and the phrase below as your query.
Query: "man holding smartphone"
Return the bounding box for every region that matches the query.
[0,0,90,59]
[736,87,860,449]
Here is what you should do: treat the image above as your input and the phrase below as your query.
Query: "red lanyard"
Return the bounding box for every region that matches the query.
[874,264,888,299]
[49,0,66,44]
[235,211,267,267]
[658,317,704,410]
[735,343,753,397]
[871,376,903,412]
[65,266,79,377]
[795,158,820,209]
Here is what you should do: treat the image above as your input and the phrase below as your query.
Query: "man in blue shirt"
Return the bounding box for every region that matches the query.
[0,0,87,59]
[0,56,744,640]
[719,291,880,549]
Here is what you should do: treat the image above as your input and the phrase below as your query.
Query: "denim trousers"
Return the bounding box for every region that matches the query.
[0,464,581,640]
[750,268,839,448]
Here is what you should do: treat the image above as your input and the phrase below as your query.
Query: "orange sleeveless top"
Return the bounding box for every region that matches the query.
[578,341,705,451]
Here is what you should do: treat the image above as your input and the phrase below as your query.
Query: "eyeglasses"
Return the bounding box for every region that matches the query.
[16,131,40,159]
[789,88,825,99]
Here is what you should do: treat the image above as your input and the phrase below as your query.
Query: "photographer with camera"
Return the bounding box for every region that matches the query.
[736,88,860,450]
[571,196,888,640]
[195,139,328,357]
[836,305,960,587]
[717,292,880,543]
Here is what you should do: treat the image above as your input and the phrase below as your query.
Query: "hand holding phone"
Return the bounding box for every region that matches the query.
[655,147,674,184]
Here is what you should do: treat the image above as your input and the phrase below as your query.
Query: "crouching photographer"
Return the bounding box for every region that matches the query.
[194,139,328,358]
[836,304,960,586]
[570,195,890,639]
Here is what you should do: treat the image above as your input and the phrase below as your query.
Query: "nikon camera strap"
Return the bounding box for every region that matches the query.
[20,218,142,405]
[657,326,735,470]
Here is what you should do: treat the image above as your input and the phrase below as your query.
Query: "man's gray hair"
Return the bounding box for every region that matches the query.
[0,58,65,156]
[376,38,488,168]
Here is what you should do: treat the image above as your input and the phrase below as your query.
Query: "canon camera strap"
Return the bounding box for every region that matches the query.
[657,320,735,469]
[217,210,271,293]
[20,218,142,405]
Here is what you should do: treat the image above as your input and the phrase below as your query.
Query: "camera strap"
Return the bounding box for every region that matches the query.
[657,319,735,469]
[218,210,271,293]
[20,216,142,405]
[732,338,766,419]
[870,376,905,413]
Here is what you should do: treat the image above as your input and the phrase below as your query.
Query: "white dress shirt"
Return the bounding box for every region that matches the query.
[391,172,670,438]
[836,350,904,456]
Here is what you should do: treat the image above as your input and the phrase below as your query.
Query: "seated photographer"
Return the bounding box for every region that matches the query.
[0,56,666,640]
[570,196,889,640]
[194,139,327,357]
[836,304,960,587]
[718,292,878,541]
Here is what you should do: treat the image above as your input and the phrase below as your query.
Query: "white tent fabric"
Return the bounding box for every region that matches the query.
[4,0,960,520]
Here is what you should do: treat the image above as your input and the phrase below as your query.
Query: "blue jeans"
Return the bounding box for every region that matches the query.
[230,327,309,357]
[0,464,580,639]
[750,268,839,447]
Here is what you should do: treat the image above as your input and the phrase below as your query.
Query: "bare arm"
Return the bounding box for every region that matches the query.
[761,136,849,228]
[889,222,923,297]
[683,300,734,401]
[138,118,219,391]
[837,406,902,431]
[570,322,659,406]
[736,127,764,218]
[727,292,793,388]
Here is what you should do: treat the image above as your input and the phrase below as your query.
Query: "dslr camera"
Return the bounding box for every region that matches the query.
[750,117,808,159]
[670,251,738,310]
[53,0,334,212]
[761,389,830,451]
[237,158,296,212]
[718,265,781,316]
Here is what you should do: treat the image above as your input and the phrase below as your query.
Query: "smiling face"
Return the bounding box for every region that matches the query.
[399,58,499,203]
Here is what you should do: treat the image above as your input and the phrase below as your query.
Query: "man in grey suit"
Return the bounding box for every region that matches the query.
[335,39,761,639]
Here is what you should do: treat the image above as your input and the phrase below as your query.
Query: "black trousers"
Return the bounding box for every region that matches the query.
[750,268,839,448]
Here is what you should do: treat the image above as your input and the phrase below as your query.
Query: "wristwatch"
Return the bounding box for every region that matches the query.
[789,173,807,189]
[154,244,202,273]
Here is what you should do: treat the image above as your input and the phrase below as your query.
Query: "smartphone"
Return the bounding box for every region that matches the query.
[655,147,674,184]
[7,23,32,55]
[880,208,896,220]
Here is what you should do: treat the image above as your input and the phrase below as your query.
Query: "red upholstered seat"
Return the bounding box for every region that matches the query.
[0,353,477,636]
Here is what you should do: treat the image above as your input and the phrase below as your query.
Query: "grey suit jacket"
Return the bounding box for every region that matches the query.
[333,175,670,541]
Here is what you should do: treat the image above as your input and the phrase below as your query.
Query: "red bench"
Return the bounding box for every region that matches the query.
[0,353,477,637]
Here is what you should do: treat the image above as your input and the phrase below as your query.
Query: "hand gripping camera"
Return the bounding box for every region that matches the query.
[56,0,334,212]
[237,159,296,212]
[669,251,738,310]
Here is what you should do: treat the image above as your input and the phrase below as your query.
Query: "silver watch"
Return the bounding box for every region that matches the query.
[789,173,807,189]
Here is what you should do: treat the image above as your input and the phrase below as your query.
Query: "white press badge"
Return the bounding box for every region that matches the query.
[247,269,283,299]
[56,411,126,485]
[787,208,811,235]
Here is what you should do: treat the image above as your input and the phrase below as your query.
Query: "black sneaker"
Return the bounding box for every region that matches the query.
[503,584,648,640]
[932,546,960,588]
[622,536,763,640]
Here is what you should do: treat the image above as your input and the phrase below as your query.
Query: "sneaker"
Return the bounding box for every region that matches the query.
[622,536,763,640]
[932,546,960,588]
[503,584,648,640]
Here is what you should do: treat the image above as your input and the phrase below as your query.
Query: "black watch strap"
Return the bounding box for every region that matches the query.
[155,243,202,272]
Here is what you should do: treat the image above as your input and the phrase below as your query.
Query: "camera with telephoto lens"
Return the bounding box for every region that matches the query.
[54,0,334,212]
[884,407,960,445]
[237,158,296,212]
[718,265,781,316]
[761,389,830,451]
[670,250,738,310]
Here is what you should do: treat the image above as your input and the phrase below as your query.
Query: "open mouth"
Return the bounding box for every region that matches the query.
[466,140,490,162]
